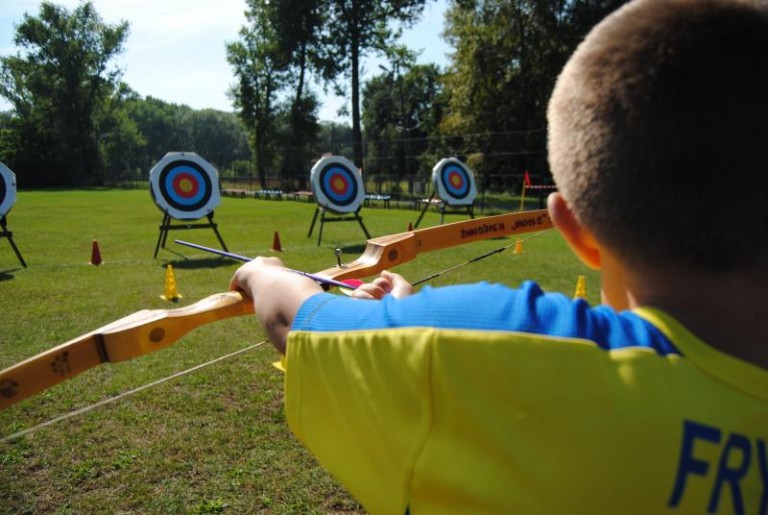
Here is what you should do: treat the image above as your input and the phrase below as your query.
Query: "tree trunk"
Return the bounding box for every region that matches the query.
[350,32,364,169]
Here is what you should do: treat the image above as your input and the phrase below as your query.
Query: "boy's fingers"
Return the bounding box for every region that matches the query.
[380,270,415,298]
[350,283,387,300]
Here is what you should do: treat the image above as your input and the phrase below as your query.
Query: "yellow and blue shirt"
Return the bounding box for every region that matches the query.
[284,281,767,514]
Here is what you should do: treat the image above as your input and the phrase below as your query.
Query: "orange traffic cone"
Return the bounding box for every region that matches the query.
[90,240,103,265]
[161,264,182,301]
[272,231,282,252]
[513,238,524,254]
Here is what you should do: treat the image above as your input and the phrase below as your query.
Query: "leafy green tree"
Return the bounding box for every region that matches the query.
[441,0,627,182]
[98,84,146,183]
[273,94,320,190]
[0,1,129,186]
[229,0,429,185]
[319,0,427,168]
[124,96,193,172]
[187,109,251,171]
[319,121,355,158]
[270,0,325,189]
[227,0,288,187]
[229,0,322,190]
[363,58,446,182]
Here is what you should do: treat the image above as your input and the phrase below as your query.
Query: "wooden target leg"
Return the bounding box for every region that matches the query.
[1,216,27,268]
[317,209,325,246]
[355,210,371,239]
[208,213,229,252]
[154,212,171,258]
[7,235,27,268]
[414,194,435,229]
[308,206,320,238]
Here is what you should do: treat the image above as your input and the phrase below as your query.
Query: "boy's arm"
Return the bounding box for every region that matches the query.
[229,257,323,354]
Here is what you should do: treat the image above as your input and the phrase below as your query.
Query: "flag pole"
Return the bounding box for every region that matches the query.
[519,170,531,211]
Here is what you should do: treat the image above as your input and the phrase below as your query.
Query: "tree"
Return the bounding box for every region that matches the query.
[0,1,129,186]
[320,0,428,168]
[227,0,288,187]
[269,0,324,189]
[124,96,193,172]
[363,58,446,183]
[441,0,627,182]
[98,84,146,183]
[187,109,251,172]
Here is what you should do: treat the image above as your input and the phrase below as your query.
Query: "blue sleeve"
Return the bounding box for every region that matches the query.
[292,281,680,356]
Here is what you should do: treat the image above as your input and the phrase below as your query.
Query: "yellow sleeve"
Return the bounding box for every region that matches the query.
[284,328,435,515]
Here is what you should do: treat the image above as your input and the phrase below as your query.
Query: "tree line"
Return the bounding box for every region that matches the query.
[0,0,627,191]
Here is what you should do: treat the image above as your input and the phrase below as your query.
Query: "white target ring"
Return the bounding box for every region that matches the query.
[310,156,366,213]
[0,161,17,217]
[432,158,477,206]
[149,152,221,220]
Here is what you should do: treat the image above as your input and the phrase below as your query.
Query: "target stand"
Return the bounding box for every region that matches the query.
[154,211,228,258]
[149,152,229,258]
[307,156,371,246]
[0,162,27,268]
[415,158,478,228]
[1,215,27,268]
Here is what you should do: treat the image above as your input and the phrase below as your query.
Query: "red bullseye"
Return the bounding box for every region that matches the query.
[448,171,465,189]
[330,174,350,195]
[173,172,199,198]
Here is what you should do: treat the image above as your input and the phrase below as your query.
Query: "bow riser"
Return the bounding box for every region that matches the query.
[316,210,552,281]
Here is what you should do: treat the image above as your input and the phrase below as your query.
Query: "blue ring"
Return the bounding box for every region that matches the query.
[319,165,358,206]
[440,163,470,200]
[158,161,212,211]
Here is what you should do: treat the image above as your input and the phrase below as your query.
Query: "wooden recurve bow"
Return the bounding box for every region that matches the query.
[0,209,552,410]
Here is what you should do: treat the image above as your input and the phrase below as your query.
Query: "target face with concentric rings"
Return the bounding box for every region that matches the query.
[432,158,477,206]
[310,156,365,213]
[0,161,17,217]
[149,152,220,220]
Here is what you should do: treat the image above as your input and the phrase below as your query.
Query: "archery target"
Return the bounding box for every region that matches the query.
[310,156,366,213]
[0,161,17,217]
[432,158,477,206]
[149,152,220,220]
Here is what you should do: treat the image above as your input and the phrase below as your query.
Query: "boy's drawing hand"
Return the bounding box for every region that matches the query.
[350,270,414,300]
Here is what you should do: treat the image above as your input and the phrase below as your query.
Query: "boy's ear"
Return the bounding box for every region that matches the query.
[547,192,602,270]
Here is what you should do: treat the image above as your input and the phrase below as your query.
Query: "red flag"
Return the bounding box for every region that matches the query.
[523,170,532,187]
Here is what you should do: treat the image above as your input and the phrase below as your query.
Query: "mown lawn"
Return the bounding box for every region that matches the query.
[0,189,598,514]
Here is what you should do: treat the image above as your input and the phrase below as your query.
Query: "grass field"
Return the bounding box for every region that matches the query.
[0,189,599,514]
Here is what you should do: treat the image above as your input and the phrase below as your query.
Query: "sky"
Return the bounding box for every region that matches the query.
[0,0,451,122]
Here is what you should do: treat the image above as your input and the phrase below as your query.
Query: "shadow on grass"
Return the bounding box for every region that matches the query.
[160,257,234,270]
[336,243,367,256]
[0,268,21,281]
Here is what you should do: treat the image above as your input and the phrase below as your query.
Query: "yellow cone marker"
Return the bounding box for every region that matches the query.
[161,264,182,301]
[573,275,587,300]
[513,238,524,254]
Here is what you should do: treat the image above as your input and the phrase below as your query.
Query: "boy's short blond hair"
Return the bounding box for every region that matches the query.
[547,0,768,272]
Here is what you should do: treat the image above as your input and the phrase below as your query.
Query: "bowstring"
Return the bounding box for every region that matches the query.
[1,340,268,443]
[412,228,555,286]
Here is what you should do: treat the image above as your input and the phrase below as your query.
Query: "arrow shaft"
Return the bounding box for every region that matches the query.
[174,239,356,291]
